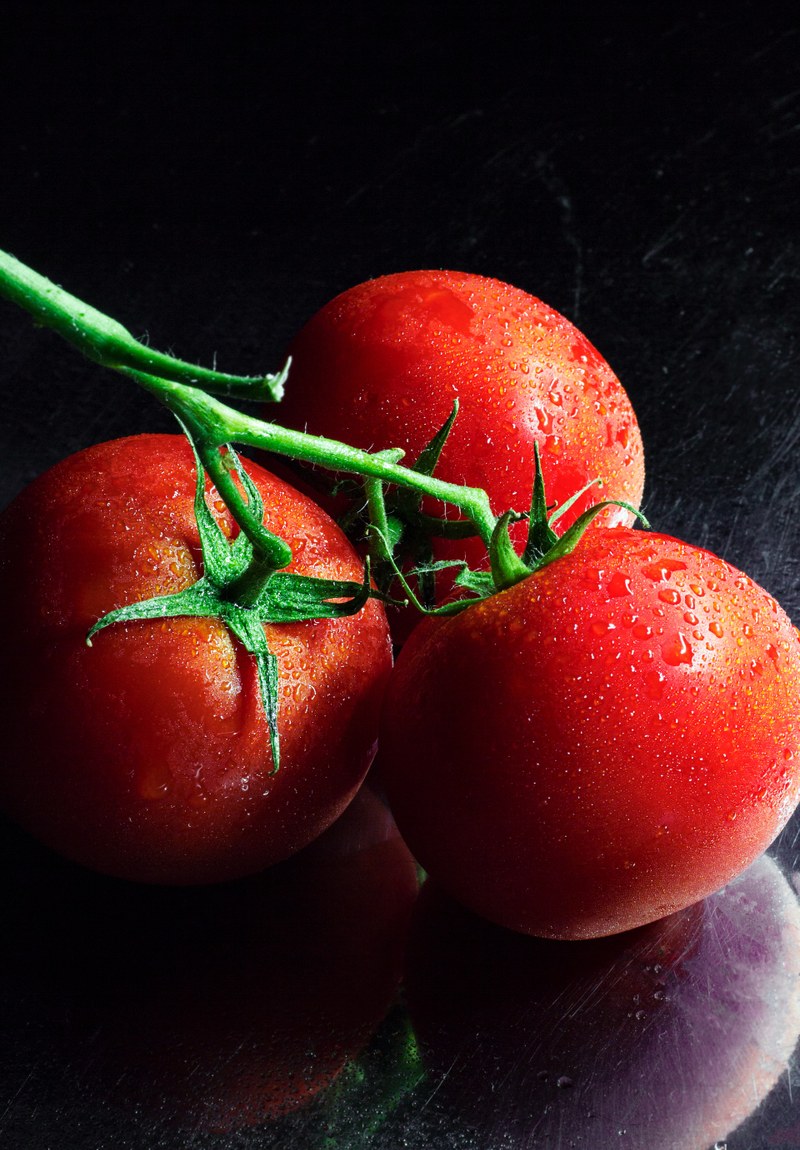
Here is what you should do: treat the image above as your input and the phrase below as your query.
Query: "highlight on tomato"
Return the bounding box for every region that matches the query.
[0,434,393,884]
[380,524,800,939]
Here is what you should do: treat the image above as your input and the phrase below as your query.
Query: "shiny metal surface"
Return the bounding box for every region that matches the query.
[1,4,800,1147]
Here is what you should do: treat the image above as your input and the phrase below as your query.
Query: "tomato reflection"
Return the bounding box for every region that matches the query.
[0,787,418,1136]
[404,854,800,1149]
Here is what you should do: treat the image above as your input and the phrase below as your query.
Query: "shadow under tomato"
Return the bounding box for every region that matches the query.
[402,854,800,1150]
[0,786,418,1142]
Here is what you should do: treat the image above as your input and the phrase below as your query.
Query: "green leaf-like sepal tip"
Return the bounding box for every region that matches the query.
[487,446,649,592]
[414,446,651,605]
[87,433,382,772]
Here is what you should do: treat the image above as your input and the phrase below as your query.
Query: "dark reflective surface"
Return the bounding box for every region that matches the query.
[3,3,800,1147]
[1,801,799,1148]
[0,789,419,1146]
[402,852,800,1149]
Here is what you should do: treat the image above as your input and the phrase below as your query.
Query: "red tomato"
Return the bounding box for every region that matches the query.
[380,527,800,939]
[279,270,644,577]
[0,435,392,884]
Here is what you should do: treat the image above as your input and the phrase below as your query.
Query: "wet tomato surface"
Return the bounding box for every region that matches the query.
[380,527,800,938]
[0,435,392,884]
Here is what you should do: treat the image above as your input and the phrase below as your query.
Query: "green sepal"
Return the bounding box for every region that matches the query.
[224,608,281,774]
[367,529,477,618]
[522,442,560,566]
[453,567,496,597]
[86,430,387,772]
[535,498,650,573]
[396,401,459,521]
[86,579,225,643]
[257,566,374,622]
[489,511,532,590]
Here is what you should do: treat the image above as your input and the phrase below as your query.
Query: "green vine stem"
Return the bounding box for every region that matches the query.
[0,249,501,562]
[125,368,499,555]
[0,250,288,401]
[0,249,644,602]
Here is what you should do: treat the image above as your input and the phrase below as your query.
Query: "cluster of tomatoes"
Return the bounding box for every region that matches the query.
[1,269,799,942]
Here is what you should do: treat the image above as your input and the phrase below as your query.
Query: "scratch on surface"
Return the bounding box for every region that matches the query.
[532,152,585,321]
[0,1067,37,1129]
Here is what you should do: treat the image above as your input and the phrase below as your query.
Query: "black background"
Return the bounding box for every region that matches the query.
[1,4,800,1148]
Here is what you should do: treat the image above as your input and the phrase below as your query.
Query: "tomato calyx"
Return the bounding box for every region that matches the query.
[87,437,375,772]
[489,444,648,591]
[372,444,649,615]
[0,250,645,632]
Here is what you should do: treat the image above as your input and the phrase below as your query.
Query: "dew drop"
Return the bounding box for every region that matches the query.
[662,633,693,666]
[642,559,688,582]
[659,588,682,605]
[591,620,616,637]
[608,572,633,597]
[709,621,724,638]
[556,1075,574,1089]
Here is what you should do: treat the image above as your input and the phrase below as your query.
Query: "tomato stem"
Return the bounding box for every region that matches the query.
[0,251,288,401]
[0,250,500,563]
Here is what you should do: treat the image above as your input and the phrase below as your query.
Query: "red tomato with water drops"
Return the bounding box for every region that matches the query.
[380,527,800,939]
[279,270,644,607]
[0,435,392,884]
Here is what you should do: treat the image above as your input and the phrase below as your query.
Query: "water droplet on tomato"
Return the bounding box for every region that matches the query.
[591,619,616,637]
[632,623,653,640]
[642,559,688,582]
[662,633,693,666]
[608,572,633,597]
[659,588,681,605]
[684,611,699,625]
[709,621,724,638]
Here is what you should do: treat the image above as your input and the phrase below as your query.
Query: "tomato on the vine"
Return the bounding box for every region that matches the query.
[280,270,644,587]
[0,434,392,884]
[380,526,800,939]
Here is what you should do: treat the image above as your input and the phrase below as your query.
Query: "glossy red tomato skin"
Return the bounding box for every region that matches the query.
[280,270,645,562]
[380,527,800,939]
[0,435,392,884]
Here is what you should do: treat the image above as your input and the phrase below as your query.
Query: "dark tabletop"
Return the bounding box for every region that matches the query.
[1,4,800,1148]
